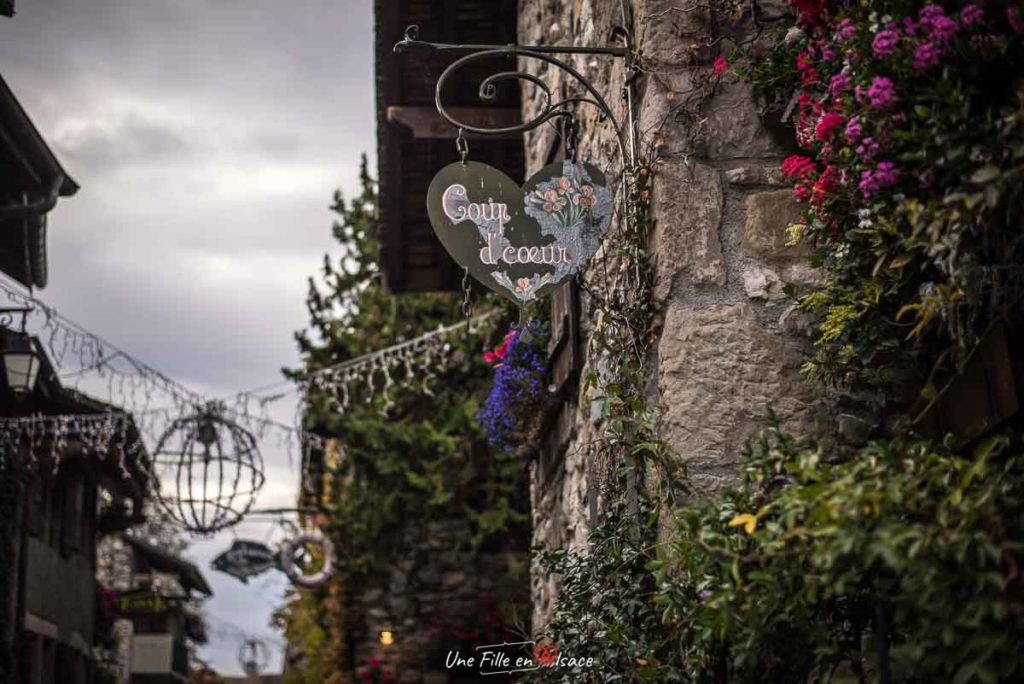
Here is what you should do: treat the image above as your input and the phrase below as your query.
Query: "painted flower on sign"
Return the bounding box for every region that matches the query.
[527,172,608,229]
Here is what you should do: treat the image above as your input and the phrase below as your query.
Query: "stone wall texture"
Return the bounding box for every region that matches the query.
[520,0,835,630]
[345,518,528,684]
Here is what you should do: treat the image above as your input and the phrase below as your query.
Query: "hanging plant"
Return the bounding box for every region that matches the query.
[478,325,549,454]
[736,0,1024,391]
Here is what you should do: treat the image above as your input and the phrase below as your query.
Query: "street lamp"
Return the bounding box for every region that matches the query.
[0,308,40,396]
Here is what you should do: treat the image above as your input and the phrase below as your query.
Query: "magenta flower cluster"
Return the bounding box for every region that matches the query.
[834,17,857,42]
[776,1,1020,237]
[872,28,900,58]
[829,70,852,98]
[858,160,899,198]
[960,4,984,26]
[864,76,897,109]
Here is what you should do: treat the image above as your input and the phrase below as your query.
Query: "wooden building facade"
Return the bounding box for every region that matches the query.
[0,66,152,684]
[375,0,524,293]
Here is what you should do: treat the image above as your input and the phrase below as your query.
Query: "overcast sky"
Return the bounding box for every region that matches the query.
[0,0,374,675]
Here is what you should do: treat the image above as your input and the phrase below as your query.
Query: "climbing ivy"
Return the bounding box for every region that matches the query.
[528,2,1024,683]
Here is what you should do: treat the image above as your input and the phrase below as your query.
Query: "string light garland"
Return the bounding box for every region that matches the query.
[300,310,498,412]
[0,272,500,532]
[0,412,142,478]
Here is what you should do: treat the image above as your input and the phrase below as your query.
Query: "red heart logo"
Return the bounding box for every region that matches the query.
[533,643,559,667]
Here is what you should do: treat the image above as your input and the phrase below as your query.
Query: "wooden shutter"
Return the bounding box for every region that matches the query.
[59,468,83,556]
[548,281,581,397]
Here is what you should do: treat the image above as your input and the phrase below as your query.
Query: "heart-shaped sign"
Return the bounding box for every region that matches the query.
[426,160,612,303]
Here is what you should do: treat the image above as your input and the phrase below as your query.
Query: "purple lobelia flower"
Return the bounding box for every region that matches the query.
[478,326,549,453]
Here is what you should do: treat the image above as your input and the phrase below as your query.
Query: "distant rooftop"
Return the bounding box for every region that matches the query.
[0,72,79,288]
[123,534,214,597]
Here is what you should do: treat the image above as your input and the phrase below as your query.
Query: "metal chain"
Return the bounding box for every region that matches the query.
[456,127,469,164]
[461,267,473,326]
[564,116,579,163]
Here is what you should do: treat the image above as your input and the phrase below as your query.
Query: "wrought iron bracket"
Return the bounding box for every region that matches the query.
[393,24,640,169]
[0,307,32,332]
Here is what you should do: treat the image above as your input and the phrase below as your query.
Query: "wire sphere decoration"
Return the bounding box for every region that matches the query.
[238,637,271,677]
[151,404,265,535]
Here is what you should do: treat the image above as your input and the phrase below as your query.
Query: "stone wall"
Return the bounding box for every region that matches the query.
[345,517,528,684]
[520,0,836,630]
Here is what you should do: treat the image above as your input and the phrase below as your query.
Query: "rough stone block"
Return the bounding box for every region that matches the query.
[742,264,783,300]
[704,81,789,160]
[636,0,711,68]
[651,160,725,302]
[657,303,827,493]
[742,189,806,258]
[725,165,787,186]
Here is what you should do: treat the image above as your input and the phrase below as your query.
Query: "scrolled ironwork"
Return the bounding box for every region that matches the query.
[0,307,32,332]
[394,24,636,167]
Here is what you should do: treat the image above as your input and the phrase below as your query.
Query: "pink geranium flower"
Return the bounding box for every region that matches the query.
[866,76,897,109]
[844,116,863,144]
[713,55,728,77]
[795,51,819,85]
[856,136,880,160]
[835,17,857,42]
[927,15,960,42]
[858,160,899,197]
[829,71,852,99]
[960,4,984,26]
[872,29,900,58]
[913,41,942,70]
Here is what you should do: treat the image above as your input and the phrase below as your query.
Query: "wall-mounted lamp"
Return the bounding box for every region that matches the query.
[379,629,394,646]
[0,309,39,396]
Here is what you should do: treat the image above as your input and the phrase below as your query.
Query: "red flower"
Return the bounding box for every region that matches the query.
[814,112,845,141]
[810,165,839,206]
[713,55,728,77]
[789,0,830,26]
[795,51,820,86]
[781,155,817,180]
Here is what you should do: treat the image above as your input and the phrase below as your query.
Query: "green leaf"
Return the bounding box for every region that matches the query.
[969,166,1001,184]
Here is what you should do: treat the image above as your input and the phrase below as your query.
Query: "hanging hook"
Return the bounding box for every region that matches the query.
[456,127,469,164]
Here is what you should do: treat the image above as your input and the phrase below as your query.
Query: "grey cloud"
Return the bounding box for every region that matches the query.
[0,0,374,675]
[54,112,196,168]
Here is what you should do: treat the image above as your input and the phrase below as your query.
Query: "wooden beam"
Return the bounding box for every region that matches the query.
[386,105,521,139]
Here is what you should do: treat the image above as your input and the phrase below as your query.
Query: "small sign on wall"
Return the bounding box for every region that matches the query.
[115,590,172,617]
[427,160,612,304]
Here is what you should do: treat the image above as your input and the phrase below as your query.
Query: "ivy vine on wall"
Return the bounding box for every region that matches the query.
[529,2,1024,683]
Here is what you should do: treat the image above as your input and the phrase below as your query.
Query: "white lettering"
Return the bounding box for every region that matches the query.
[497,243,573,265]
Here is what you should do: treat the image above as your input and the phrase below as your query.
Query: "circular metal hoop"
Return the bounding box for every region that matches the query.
[279,530,335,589]
[150,407,265,535]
